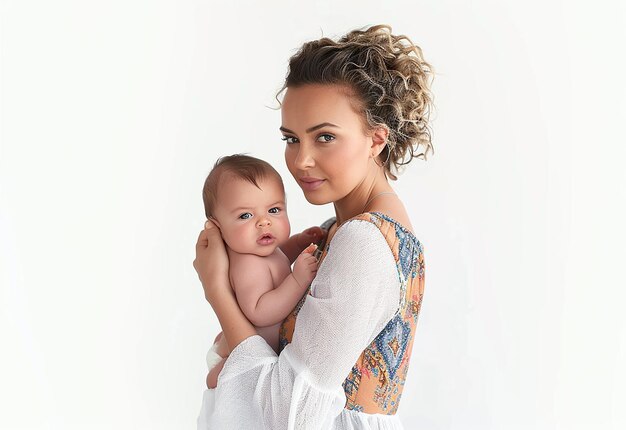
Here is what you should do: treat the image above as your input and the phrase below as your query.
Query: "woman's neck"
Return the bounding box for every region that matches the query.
[333,168,393,225]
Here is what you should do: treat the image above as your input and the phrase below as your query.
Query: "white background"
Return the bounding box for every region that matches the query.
[1,0,625,429]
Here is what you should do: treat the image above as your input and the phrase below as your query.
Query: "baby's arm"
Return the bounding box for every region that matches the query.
[232,245,318,328]
[280,226,325,263]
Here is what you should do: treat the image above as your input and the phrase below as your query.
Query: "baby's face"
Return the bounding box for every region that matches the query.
[212,176,290,257]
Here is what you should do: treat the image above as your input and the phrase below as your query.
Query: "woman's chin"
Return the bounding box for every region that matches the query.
[302,193,331,206]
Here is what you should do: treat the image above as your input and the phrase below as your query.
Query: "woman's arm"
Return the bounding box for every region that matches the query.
[198,220,401,429]
[193,220,256,352]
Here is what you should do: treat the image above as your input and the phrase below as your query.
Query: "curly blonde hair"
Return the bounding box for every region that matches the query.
[280,24,434,180]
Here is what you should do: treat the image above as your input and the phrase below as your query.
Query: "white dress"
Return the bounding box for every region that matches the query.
[197,217,420,430]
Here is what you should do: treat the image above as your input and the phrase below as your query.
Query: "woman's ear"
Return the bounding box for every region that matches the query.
[370,125,390,158]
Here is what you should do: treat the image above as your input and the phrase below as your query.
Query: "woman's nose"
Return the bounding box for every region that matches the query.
[294,144,315,170]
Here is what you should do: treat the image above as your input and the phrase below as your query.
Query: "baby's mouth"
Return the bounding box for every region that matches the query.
[257,233,276,245]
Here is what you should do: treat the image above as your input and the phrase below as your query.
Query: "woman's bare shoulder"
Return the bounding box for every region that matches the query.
[367,199,415,234]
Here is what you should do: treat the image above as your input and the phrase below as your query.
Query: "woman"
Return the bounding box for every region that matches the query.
[194,24,433,429]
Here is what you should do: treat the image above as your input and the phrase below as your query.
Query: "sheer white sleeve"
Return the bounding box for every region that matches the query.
[200,219,400,430]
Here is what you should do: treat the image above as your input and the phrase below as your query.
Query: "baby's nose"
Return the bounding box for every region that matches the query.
[257,218,271,227]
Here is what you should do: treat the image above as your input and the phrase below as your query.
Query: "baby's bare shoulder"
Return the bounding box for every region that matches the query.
[230,252,270,265]
[230,248,291,289]
[230,253,272,276]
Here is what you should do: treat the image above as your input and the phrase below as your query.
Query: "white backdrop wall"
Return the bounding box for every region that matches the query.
[1,1,625,429]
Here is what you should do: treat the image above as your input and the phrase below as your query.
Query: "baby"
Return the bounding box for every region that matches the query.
[202,154,322,388]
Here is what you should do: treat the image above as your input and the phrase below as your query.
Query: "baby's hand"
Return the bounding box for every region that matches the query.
[292,244,318,288]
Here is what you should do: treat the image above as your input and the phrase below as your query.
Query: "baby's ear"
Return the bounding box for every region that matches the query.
[208,216,221,229]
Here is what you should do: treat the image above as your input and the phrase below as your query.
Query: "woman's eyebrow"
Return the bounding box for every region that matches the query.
[279,126,295,134]
[279,122,340,134]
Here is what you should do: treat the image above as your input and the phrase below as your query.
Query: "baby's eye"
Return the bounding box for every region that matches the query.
[281,135,299,144]
[239,213,252,220]
[268,207,281,214]
[316,133,335,143]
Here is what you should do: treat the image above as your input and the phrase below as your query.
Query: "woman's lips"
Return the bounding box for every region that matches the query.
[299,177,325,191]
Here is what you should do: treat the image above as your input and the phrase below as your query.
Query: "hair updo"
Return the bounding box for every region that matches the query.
[280,24,434,180]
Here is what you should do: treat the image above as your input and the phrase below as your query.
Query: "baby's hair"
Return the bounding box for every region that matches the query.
[280,24,434,180]
[203,154,284,219]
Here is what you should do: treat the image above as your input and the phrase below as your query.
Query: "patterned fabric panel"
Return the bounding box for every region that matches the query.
[279,212,425,415]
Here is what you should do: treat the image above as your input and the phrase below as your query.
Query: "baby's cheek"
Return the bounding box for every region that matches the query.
[280,219,291,240]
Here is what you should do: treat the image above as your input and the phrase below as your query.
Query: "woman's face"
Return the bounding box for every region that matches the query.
[280,84,375,206]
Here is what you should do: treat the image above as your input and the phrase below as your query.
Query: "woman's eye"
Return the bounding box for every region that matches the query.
[281,135,298,144]
[268,207,281,214]
[316,133,335,143]
[239,213,252,220]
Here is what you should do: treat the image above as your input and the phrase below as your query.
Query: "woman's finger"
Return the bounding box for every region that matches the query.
[204,219,224,243]
[196,229,209,251]
[194,218,230,289]
[196,219,223,250]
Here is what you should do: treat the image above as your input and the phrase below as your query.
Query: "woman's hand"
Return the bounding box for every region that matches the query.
[296,226,326,249]
[193,219,231,303]
[280,226,327,263]
[194,220,257,354]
